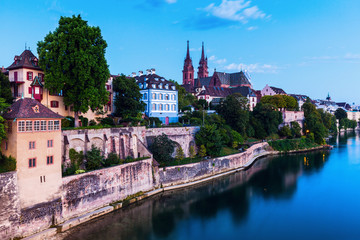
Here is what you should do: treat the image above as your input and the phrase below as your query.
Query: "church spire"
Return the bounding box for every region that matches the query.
[198,42,209,79]
[182,40,194,85]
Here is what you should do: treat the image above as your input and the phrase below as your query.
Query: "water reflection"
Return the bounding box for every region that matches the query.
[63,150,331,240]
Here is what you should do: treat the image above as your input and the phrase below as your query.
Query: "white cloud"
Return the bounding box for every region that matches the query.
[208,55,227,64]
[165,0,177,3]
[344,53,360,60]
[208,55,216,61]
[224,62,280,73]
[247,26,258,31]
[203,0,269,24]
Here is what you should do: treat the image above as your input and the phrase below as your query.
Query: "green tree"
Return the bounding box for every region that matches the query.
[195,124,223,157]
[302,101,328,144]
[37,15,110,127]
[199,145,207,158]
[217,93,249,136]
[85,145,104,170]
[290,121,302,138]
[250,103,282,139]
[335,108,347,120]
[0,72,13,104]
[175,146,185,162]
[113,75,145,121]
[279,125,292,138]
[149,134,176,165]
[172,82,196,112]
[261,95,298,110]
[189,145,196,159]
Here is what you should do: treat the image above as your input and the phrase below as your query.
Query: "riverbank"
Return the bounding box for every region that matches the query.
[24,142,329,240]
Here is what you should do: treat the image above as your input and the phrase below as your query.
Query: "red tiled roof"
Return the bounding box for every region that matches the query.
[3,98,63,119]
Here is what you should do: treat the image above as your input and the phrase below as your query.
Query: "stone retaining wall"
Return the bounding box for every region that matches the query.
[159,142,270,187]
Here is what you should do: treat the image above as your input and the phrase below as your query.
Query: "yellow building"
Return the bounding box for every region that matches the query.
[7,49,113,125]
[1,98,63,208]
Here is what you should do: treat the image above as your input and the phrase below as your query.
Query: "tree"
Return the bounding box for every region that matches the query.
[0,72,13,104]
[279,125,292,138]
[189,145,196,159]
[175,146,185,162]
[335,108,347,120]
[172,81,196,112]
[250,103,282,139]
[37,15,110,127]
[217,93,249,136]
[199,145,207,158]
[195,124,223,157]
[290,121,302,138]
[85,145,104,170]
[261,95,298,110]
[113,75,145,121]
[149,134,176,165]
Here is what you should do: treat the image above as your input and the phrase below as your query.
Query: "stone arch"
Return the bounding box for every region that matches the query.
[70,138,85,153]
[188,140,196,156]
[90,137,104,153]
[172,141,183,158]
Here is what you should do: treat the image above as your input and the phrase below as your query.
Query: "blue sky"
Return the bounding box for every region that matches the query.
[1,0,360,103]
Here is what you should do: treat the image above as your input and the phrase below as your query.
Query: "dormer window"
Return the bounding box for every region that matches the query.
[172,86,175,90]
[152,84,156,88]
[159,83,163,89]
[165,84,169,89]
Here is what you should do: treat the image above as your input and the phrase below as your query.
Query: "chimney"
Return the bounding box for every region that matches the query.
[138,71,143,76]
[132,72,136,77]
[146,69,151,75]
[151,68,156,74]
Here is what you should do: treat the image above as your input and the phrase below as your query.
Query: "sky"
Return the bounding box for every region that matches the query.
[1,0,360,104]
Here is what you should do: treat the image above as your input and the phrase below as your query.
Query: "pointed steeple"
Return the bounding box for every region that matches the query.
[182,40,194,85]
[198,42,209,79]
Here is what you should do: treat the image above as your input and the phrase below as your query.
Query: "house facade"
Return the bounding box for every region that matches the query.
[261,84,287,96]
[1,98,63,208]
[6,49,112,124]
[134,69,178,125]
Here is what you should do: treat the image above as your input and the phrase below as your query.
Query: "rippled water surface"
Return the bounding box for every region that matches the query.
[62,132,360,240]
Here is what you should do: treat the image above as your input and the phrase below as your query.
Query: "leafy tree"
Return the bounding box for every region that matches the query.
[250,103,282,139]
[0,98,10,146]
[37,15,110,127]
[0,72,13,104]
[302,101,328,144]
[175,146,185,162]
[85,145,104,170]
[199,145,207,158]
[335,108,347,120]
[149,134,176,165]
[193,99,209,110]
[279,125,292,138]
[172,82,196,112]
[104,152,122,167]
[189,145,196,159]
[195,124,223,157]
[113,75,145,120]
[69,148,84,170]
[290,121,302,138]
[217,93,249,136]
[261,95,298,110]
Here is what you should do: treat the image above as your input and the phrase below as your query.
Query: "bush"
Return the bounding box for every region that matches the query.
[175,146,185,161]
[0,153,16,173]
[85,145,104,170]
[62,116,75,128]
[69,148,84,170]
[268,138,319,152]
[195,124,224,157]
[149,133,176,165]
[79,116,89,127]
[104,152,122,167]
[279,126,292,138]
[100,117,115,126]
[89,119,97,126]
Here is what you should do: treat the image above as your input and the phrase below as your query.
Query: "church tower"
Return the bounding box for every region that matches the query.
[197,42,209,79]
[182,40,194,85]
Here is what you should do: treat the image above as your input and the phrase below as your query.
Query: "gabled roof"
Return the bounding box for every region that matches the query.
[289,94,310,102]
[194,77,212,87]
[231,86,256,97]
[134,73,176,91]
[229,71,251,86]
[2,98,63,119]
[198,86,232,97]
[270,86,286,95]
[30,76,43,87]
[214,72,230,85]
[7,50,42,71]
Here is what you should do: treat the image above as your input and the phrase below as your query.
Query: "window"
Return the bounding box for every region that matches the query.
[48,121,54,131]
[28,87,32,94]
[27,72,33,81]
[165,94,169,100]
[50,101,59,108]
[41,120,46,131]
[152,93,156,99]
[54,120,60,130]
[47,140,53,148]
[190,73,192,79]
[26,121,32,132]
[165,104,169,111]
[173,94,176,100]
[29,141,35,150]
[18,121,25,132]
[28,158,36,168]
[47,156,53,165]
[5,142,8,150]
[152,103,156,110]
[172,104,176,111]
[14,72,18,81]
[34,120,40,131]
[143,93,147,100]
[159,104,163,111]
[159,94,163,100]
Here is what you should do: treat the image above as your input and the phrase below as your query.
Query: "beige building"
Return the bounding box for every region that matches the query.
[7,49,113,124]
[1,98,63,208]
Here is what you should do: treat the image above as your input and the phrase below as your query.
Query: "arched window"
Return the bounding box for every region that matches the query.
[152,103,156,110]
[159,93,163,100]
[159,104,163,111]
[165,104,169,111]
[165,94,169,100]
[152,93,156,99]
[172,104,176,111]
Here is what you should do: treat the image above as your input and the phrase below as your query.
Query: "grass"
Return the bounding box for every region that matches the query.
[268,138,320,152]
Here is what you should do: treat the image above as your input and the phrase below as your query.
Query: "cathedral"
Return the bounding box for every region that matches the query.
[182,41,258,110]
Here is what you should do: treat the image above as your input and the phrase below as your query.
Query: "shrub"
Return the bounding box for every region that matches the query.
[279,126,292,138]
[69,148,84,170]
[149,133,176,165]
[89,119,97,126]
[195,124,224,157]
[175,146,185,161]
[104,152,122,167]
[199,145,207,158]
[100,117,115,126]
[189,145,196,159]
[62,116,75,128]
[0,153,16,173]
[85,145,104,170]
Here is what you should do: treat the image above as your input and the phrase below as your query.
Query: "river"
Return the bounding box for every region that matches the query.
[59,132,360,240]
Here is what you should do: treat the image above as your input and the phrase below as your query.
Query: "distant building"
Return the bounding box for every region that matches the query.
[6,48,112,124]
[231,86,257,111]
[182,41,256,108]
[336,102,352,111]
[1,98,63,208]
[133,69,178,125]
[261,84,287,96]
[289,94,311,110]
[279,110,305,129]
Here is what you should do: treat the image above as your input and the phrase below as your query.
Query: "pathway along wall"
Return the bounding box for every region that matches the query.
[158,142,270,187]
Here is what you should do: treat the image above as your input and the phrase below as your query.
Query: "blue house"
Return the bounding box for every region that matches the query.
[134,69,178,125]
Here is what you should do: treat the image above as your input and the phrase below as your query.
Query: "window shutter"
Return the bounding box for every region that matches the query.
[27,72,29,80]
[28,87,32,94]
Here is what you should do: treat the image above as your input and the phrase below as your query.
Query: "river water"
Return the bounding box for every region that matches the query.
[61,132,360,240]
